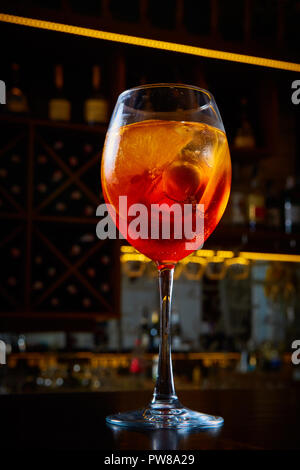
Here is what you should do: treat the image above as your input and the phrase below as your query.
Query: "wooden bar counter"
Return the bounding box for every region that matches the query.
[0,388,299,450]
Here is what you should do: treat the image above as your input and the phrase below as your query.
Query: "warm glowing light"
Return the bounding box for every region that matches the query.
[121,253,150,263]
[226,257,250,266]
[217,250,235,258]
[0,13,299,72]
[181,255,207,265]
[196,249,215,258]
[240,252,300,263]
[121,246,136,253]
[121,246,300,264]
[207,255,225,263]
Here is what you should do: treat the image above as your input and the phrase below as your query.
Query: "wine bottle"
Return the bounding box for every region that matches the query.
[48,65,71,121]
[230,163,247,226]
[6,63,29,113]
[248,167,265,231]
[139,307,150,351]
[172,309,182,351]
[283,176,300,234]
[265,180,281,231]
[149,310,160,352]
[84,65,108,124]
[233,97,256,149]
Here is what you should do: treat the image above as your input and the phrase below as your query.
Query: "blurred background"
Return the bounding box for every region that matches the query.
[0,0,299,395]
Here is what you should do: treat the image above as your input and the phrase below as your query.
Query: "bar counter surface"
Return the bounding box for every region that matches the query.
[0,388,299,450]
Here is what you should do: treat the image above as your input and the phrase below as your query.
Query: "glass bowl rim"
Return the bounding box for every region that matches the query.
[118,83,213,103]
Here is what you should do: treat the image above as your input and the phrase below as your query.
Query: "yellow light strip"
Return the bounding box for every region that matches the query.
[240,252,300,263]
[216,250,234,258]
[0,13,299,72]
[121,253,150,263]
[226,257,250,266]
[121,246,136,253]
[121,246,300,263]
[196,249,215,257]
[181,255,207,265]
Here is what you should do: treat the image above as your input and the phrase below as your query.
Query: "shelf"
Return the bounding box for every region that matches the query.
[4,350,293,369]
[0,114,108,134]
[0,116,120,327]
[207,224,300,255]
[7,351,241,367]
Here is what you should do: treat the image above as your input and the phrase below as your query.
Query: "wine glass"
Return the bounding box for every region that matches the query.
[101,84,231,428]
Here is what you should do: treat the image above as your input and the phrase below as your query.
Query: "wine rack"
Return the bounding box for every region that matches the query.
[0,115,120,329]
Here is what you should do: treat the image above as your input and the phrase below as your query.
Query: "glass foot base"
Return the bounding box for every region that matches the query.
[106,404,224,429]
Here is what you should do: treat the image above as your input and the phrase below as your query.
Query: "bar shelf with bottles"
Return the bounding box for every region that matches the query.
[213,155,300,255]
[0,62,120,326]
[1,349,295,394]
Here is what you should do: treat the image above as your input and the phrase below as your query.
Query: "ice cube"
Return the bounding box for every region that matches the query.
[162,160,202,203]
[181,127,217,167]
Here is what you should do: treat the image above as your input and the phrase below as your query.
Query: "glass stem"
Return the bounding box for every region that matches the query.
[151,266,179,408]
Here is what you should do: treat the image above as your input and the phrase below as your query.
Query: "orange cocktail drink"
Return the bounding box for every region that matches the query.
[102,119,231,264]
